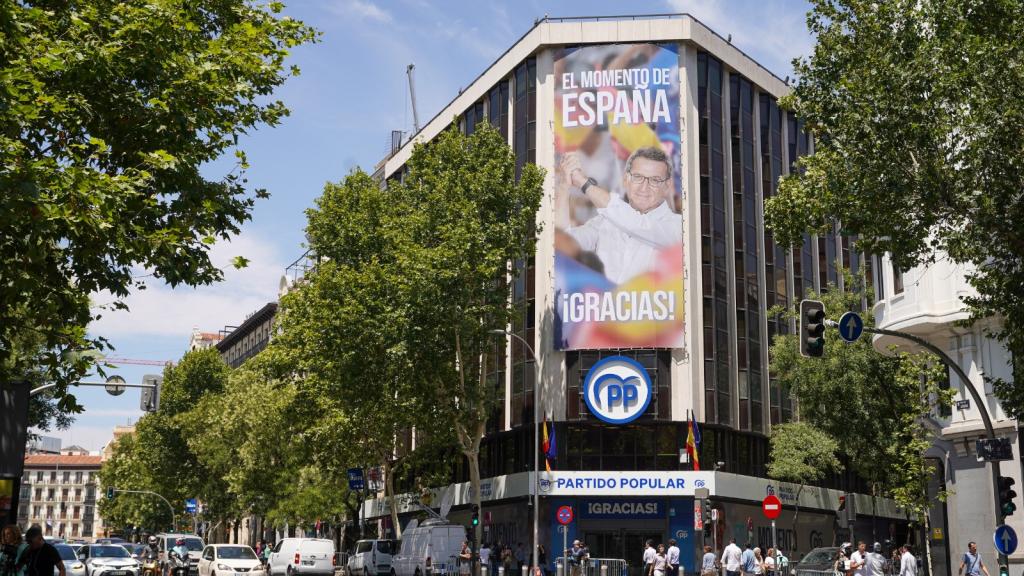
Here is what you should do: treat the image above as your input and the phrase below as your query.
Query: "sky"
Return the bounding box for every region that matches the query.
[42,0,815,452]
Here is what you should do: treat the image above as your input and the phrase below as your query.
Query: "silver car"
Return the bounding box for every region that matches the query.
[55,544,87,576]
[80,544,141,576]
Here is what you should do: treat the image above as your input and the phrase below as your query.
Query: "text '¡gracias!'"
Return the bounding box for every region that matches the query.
[561,290,676,323]
[561,67,674,127]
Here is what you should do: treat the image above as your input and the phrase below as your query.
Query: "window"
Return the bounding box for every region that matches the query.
[47,488,54,501]
[62,488,69,501]
[893,263,904,294]
[34,488,42,500]
[62,471,70,483]
[75,488,82,500]
[36,471,43,482]
[488,79,510,139]
[50,471,57,483]
[75,472,83,484]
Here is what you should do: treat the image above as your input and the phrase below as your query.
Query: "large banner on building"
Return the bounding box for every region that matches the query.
[554,43,684,350]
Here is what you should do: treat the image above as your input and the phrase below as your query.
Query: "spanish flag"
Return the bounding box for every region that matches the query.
[542,416,556,472]
[686,415,700,471]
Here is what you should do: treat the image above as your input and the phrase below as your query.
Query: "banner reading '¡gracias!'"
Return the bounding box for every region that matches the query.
[554,43,684,350]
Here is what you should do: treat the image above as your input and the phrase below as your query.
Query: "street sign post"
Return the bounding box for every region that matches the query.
[347,468,365,491]
[763,495,781,572]
[185,498,197,514]
[556,506,574,525]
[838,312,864,343]
[105,376,127,396]
[994,525,1017,556]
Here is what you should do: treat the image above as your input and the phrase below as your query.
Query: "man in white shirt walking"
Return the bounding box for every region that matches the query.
[723,539,743,576]
[900,545,918,576]
[643,540,657,576]
[850,542,868,576]
[666,539,681,576]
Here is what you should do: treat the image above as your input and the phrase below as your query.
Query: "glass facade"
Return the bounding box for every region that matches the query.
[698,52,732,427]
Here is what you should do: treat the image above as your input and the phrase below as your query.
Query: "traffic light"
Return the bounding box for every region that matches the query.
[800,300,827,358]
[999,476,1017,517]
[106,487,116,500]
[702,501,712,536]
[999,564,1009,576]
[471,504,480,527]
[141,374,162,413]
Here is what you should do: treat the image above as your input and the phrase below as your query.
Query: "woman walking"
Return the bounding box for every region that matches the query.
[652,545,669,576]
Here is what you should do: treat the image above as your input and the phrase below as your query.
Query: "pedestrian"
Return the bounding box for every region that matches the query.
[515,543,526,570]
[568,540,583,576]
[740,543,756,576]
[899,546,917,576]
[19,526,64,576]
[537,544,548,576]
[865,543,886,576]
[653,545,668,576]
[752,548,763,576]
[723,539,743,576]
[503,544,515,575]
[959,542,990,576]
[667,539,680,576]
[701,546,717,576]
[851,542,868,576]
[1,525,28,576]
[763,548,776,576]
[644,540,656,576]
[480,543,492,573]
[774,550,789,576]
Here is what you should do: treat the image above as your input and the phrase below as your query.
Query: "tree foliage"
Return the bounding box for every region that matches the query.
[0,0,316,416]
[768,283,953,518]
[766,0,1022,416]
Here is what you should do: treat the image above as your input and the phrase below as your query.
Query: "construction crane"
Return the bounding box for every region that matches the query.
[407,63,421,133]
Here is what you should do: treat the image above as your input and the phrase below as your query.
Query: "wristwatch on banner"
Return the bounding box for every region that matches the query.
[580,176,598,195]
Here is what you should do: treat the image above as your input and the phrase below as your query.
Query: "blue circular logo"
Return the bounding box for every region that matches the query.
[583,356,653,424]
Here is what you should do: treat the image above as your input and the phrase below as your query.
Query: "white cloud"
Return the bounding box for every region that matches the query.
[666,0,814,77]
[330,0,393,23]
[89,232,287,341]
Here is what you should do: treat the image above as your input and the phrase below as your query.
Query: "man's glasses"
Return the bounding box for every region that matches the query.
[627,171,670,187]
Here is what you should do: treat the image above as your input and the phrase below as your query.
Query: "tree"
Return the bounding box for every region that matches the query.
[765,0,1022,416]
[767,422,840,556]
[397,123,545,544]
[0,1,316,406]
[767,283,952,522]
[98,432,170,533]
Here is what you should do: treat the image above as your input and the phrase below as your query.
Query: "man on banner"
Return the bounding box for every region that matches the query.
[686,414,701,471]
[559,147,682,284]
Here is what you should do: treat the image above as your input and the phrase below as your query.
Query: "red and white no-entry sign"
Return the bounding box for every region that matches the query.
[762,495,782,519]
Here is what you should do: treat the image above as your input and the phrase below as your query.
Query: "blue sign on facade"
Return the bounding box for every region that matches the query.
[838,312,864,342]
[580,499,663,519]
[185,498,197,514]
[583,356,653,424]
[348,468,365,491]
[994,524,1017,556]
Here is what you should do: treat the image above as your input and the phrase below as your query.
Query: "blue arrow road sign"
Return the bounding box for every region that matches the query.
[347,468,365,491]
[838,311,864,343]
[995,524,1018,556]
[185,498,197,514]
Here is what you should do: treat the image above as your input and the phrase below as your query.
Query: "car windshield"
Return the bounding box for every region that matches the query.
[55,546,77,561]
[92,546,131,558]
[800,549,838,565]
[173,539,204,552]
[218,547,257,560]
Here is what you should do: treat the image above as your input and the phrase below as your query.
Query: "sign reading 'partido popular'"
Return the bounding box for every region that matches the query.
[554,43,685,351]
[540,471,715,496]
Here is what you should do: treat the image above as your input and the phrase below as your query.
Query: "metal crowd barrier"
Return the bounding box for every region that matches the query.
[556,557,629,576]
[793,570,840,576]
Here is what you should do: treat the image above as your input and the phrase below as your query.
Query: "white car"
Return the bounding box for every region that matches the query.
[80,544,141,576]
[198,545,264,576]
[54,544,87,576]
[267,539,335,576]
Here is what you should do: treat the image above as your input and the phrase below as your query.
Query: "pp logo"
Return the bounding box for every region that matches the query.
[695,480,706,488]
[539,479,552,493]
[583,356,652,424]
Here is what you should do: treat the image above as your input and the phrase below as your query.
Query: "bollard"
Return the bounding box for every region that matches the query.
[523,566,529,576]
[556,562,564,576]
[678,567,684,576]
[601,565,607,576]
[482,567,488,576]
[499,567,505,576]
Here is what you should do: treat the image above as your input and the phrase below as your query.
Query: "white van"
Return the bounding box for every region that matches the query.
[347,540,399,576]
[390,520,467,576]
[268,539,336,576]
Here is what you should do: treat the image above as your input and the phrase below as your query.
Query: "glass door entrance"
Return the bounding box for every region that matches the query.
[584,531,662,576]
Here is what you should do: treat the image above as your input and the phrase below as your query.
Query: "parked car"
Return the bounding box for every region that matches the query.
[790,547,840,576]
[156,534,206,576]
[79,544,141,576]
[347,540,398,576]
[267,538,335,576]
[54,543,87,576]
[390,519,466,576]
[198,545,264,576]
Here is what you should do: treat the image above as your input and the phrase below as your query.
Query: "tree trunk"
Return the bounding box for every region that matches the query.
[466,442,483,546]
[923,513,933,576]
[384,458,402,539]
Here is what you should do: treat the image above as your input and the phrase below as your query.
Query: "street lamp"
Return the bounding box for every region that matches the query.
[489,328,540,574]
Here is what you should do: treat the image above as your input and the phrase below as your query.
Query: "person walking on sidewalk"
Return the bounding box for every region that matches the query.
[899,546,917,576]
[740,544,756,576]
[667,540,680,576]
[723,539,742,576]
[653,545,669,576]
[644,541,657,576]
[959,542,990,576]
